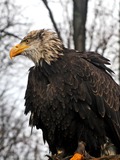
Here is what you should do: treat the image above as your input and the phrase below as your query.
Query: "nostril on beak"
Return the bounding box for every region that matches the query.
[15,45,19,48]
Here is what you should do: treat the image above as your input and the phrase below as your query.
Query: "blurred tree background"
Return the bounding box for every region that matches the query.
[0,0,119,159]
[0,0,48,159]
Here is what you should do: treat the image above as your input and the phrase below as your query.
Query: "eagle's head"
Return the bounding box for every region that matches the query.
[10,29,64,65]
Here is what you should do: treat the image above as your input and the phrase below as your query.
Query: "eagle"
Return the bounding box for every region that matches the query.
[10,29,120,160]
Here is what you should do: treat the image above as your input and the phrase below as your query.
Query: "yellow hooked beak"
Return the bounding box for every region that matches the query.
[10,42,29,59]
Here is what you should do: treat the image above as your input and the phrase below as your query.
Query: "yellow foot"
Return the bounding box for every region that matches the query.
[70,153,84,160]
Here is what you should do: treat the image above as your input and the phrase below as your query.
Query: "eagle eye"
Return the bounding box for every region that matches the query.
[25,38,31,43]
[21,38,30,44]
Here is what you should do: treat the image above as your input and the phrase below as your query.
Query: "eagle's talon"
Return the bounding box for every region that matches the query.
[70,141,93,160]
[70,153,84,160]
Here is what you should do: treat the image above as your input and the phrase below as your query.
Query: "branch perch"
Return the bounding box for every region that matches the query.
[48,154,120,160]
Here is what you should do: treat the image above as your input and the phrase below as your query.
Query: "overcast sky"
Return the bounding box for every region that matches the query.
[14,0,65,30]
[14,0,118,32]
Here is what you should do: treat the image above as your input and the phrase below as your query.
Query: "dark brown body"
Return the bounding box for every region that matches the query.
[24,49,120,157]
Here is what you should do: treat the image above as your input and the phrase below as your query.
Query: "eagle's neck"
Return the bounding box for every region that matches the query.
[37,33,64,66]
[38,48,64,66]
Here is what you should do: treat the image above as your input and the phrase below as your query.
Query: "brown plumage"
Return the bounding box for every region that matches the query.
[10,29,120,158]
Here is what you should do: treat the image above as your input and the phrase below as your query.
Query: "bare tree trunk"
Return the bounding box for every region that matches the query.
[73,0,88,51]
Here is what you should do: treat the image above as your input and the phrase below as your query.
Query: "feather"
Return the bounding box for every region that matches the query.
[11,29,120,157]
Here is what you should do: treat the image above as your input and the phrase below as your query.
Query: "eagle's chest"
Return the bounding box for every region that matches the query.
[37,90,76,130]
[34,77,66,125]
[39,101,69,128]
[39,102,79,143]
[32,70,79,135]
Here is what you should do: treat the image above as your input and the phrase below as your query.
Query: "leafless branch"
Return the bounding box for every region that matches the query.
[41,0,62,40]
[0,30,22,39]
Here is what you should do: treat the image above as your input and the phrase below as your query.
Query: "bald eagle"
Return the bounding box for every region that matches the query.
[10,29,120,160]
